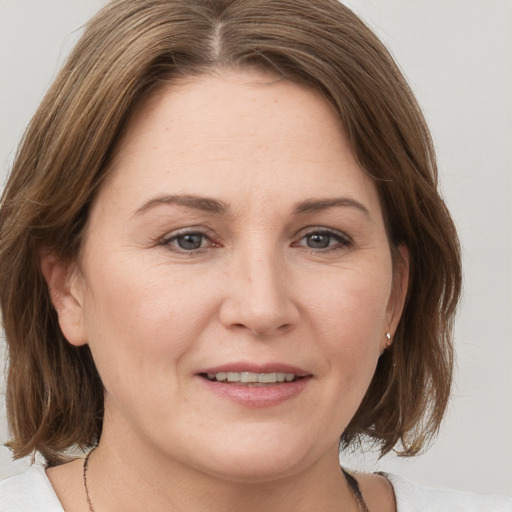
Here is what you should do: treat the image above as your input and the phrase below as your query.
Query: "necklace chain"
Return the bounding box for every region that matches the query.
[352,489,369,512]
[343,468,370,512]
[83,448,96,512]
[82,449,367,512]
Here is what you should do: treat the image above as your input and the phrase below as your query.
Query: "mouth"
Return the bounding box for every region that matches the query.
[196,365,311,406]
[200,371,305,385]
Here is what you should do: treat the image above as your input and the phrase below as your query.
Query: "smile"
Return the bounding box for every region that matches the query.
[203,372,300,384]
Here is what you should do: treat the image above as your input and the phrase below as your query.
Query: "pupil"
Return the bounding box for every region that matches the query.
[178,234,202,250]
[307,233,330,249]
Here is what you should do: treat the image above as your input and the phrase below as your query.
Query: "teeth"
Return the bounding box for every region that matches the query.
[209,372,297,383]
[258,373,277,383]
[240,372,258,383]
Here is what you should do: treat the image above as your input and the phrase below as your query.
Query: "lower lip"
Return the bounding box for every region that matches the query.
[198,376,311,407]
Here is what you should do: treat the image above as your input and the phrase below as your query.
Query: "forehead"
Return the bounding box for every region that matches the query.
[114,71,344,159]
[95,69,381,218]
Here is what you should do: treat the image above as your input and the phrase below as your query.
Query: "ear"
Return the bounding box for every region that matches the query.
[384,244,410,343]
[40,251,88,347]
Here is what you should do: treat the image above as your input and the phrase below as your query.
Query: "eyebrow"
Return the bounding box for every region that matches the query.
[133,194,229,216]
[294,197,370,217]
[133,194,370,218]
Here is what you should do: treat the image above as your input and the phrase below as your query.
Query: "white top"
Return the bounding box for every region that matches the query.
[1,464,511,511]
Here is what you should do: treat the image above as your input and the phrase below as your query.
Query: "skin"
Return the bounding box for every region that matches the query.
[43,70,407,512]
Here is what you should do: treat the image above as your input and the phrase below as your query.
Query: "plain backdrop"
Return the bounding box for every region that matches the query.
[1,0,511,495]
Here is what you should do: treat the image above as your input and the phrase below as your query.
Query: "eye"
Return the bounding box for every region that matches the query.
[160,230,215,252]
[174,233,206,250]
[295,229,352,251]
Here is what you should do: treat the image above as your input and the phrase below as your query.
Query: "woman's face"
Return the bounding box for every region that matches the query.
[56,70,407,481]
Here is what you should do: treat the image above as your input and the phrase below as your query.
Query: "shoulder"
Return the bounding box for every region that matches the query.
[352,471,396,512]
[0,464,64,512]
[384,472,512,512]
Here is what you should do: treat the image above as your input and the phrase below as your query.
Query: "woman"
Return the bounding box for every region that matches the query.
[0,0,510,510]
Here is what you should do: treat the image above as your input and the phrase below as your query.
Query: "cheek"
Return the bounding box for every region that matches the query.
[309,264,391,336]
[80,257,217,393]
[304,264,391,378]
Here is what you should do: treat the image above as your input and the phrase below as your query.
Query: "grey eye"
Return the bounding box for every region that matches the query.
[305,233,333,249]
[175,233,205,250]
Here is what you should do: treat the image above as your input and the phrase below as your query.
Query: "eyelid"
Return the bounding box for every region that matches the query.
[292,226,353,250]
[158,226,219,251]
[156,225,352,253]
[294,225,352,241]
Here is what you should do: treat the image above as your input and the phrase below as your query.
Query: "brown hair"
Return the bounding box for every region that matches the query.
[0,0,461,466]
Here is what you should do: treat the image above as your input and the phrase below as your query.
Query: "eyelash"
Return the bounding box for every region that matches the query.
[159,227,352,254]
[159,228,218,253]
[293,228,353,252]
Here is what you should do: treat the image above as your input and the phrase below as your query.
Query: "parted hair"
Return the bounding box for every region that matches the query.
[0,0,461,466]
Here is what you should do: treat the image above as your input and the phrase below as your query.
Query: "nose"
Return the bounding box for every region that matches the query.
[218,248,300,337]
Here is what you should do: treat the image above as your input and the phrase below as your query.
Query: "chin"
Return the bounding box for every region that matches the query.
[187,430,320,484]
[201,456,306,485]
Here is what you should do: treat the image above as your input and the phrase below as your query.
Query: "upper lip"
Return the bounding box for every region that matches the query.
[197,362,311,377]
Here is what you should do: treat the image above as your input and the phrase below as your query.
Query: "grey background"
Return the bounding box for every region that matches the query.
[1,0,511,495]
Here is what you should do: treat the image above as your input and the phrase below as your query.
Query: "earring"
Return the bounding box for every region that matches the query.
[385,332,392,348]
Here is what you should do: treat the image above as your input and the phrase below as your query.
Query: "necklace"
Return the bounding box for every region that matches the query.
[343,468,370,512]
[83,450,369,512]
[83,448,96,512]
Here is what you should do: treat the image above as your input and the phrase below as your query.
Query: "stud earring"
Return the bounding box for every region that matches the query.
[385,332,392,347]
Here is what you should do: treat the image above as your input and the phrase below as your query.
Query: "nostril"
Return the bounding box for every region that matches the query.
[218,283,300,336]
